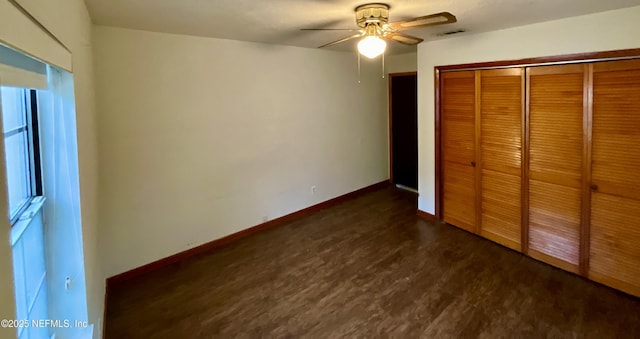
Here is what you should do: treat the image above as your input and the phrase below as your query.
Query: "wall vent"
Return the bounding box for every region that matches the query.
[437,29,466,36]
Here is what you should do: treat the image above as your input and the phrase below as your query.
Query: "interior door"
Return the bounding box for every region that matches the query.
[589,59,640,297]
[526,64,587,273]
[441,71,476,232]
[478,68,524,251]
[390,73,418,190]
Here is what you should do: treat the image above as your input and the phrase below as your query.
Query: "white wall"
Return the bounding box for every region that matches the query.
[387,52,417,75]
[93,26,388,277]
[417,5,640,214]
[0,0,103,337]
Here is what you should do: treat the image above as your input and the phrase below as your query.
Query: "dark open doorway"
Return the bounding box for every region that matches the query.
[389,72,418,192]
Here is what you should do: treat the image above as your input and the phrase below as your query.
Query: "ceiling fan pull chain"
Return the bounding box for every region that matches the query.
[357,51,361,84]
[382,52,385,79]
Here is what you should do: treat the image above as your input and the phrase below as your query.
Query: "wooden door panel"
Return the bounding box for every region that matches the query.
[442,129,474,165]
[589,59,640,297]
[480,72,522,175]
[443,161,475,232]
[527,64,585,271]
[528,179,581,272]
[528,171,581,190]
[441,71,476,232]
[592,62,640,191]
[529,72,584,182]
[480,145,521,176]
[442,74,476,165]
[590,193,640,296]
[478,69,523,250]
[481,169,521,250]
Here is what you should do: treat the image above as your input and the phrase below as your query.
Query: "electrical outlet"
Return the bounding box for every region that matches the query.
[262,216,269,222]
[65,276,71,290]
[311,186,316,194]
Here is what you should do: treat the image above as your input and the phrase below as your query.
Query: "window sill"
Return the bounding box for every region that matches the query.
[10,196,45,247]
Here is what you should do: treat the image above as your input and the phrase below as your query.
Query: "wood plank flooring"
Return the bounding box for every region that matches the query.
[106,187,640,338]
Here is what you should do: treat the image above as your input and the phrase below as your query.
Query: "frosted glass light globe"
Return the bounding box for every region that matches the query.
[357,36,386,59]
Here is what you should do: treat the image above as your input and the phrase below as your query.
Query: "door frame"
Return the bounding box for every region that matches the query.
[388,71,417,186]
[434,47,640,220]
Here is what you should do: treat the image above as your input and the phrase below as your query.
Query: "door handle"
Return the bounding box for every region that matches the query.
[590,184,598,191]
[471,161,476,167]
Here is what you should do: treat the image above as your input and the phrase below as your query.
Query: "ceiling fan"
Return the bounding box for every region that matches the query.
[302,3,457,59]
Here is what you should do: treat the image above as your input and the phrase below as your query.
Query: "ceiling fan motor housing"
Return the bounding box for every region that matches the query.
[355,3,390,28]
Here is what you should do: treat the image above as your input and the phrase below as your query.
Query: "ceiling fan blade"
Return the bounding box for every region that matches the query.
[318,33,362,48]
[301,28,362,31]
[385,32,424,46]
[386,12,457,31]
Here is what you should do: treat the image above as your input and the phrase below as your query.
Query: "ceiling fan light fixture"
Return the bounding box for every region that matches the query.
[305,3,456,59]
[357,35,386,59]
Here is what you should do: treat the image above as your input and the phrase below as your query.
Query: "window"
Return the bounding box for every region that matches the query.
[2,43,91,338]
[0,86,42,224]
[2,85,48,339]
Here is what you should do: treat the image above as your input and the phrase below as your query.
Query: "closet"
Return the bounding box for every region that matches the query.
[439,56,640,297]
[441,68,523,247]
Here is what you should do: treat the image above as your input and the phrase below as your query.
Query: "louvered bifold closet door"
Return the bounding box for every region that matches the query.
[527,64,587,273]
[441,71,476,232]
[589,59,640,297]
[478,69,524,251]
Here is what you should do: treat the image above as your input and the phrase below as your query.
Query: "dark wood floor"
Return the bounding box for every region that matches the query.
[106,186,640,338]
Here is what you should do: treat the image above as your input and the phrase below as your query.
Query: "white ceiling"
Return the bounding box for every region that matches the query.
[84,0,640,55]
